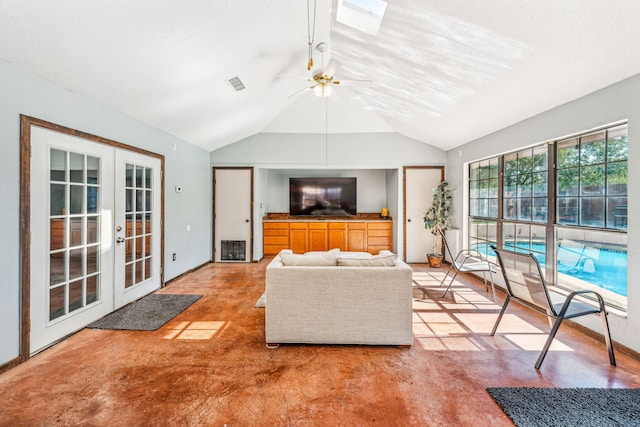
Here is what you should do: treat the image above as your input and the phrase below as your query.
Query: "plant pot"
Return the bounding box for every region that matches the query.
[427,254,443,268]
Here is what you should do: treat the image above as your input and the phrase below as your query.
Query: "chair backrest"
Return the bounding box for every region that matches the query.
[438,229,455,262]
[491,245,555,316]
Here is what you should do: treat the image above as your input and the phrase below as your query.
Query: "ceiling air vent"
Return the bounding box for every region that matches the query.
[227,76,246,92]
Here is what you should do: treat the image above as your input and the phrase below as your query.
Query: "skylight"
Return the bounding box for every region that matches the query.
[336,0,388,36]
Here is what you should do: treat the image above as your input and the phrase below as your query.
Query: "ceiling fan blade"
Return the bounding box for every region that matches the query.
[323,59,341,78]
[278,73,312,81]
[334,78,372,87]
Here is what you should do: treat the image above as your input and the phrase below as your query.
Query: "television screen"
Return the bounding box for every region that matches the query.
[289,177,357,216]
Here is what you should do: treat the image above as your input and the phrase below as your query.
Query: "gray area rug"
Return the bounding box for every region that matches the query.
[487,387,640,427]
[88,294,202,330]
[255,292,266,308]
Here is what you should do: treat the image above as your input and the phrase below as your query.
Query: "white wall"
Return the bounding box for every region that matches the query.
[211,132,447,260]
[446,73,640,353]
[0,59,212,366]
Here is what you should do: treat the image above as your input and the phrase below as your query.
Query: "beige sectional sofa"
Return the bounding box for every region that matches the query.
[265,249,414,347]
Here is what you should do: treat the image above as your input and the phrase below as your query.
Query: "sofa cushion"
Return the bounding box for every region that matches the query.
[279,248,339,266]
[337,251,397,267]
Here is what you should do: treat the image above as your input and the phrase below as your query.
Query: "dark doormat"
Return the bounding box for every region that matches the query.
[487,387,640,427]
[88,294,202,331]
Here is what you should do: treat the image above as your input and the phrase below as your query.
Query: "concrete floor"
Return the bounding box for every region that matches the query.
[1,261,639,426]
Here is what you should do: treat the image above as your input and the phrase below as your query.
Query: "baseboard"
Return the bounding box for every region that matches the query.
[0,356,23,375]
[568,320,640,362]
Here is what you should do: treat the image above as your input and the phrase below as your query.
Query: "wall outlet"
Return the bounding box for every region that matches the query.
[172,253,176,261]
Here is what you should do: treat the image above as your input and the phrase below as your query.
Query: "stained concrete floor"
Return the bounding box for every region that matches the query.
[1,261,640,426]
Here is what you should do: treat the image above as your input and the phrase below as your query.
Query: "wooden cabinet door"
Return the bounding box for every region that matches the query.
[308,223,328,251]
[347,222,367,252]
[328,222,348,251]
[289,223,308,253]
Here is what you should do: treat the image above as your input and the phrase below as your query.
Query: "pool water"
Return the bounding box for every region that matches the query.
[483,243,628,297]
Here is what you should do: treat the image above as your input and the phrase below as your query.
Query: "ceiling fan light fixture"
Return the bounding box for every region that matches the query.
[313,84,333,97]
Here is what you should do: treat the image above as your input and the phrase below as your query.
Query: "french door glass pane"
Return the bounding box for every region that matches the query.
[48,149,101,322]
[124,163,154,289]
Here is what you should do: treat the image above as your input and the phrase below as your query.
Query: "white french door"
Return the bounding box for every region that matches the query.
[30,126,161,353]
[114,150,162,307]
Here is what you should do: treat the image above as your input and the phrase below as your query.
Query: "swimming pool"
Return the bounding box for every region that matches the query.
[479,243,628,297]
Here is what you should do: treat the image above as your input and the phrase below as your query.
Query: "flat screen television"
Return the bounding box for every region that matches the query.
[289,177,357,216]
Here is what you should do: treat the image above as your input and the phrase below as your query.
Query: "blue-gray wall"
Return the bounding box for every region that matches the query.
[0,59,212,366]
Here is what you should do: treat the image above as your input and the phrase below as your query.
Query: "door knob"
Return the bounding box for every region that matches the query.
[245,219,250,223]
[116,237,125,243]
[408,219,412,222]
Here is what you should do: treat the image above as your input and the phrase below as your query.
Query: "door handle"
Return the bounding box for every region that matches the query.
[116,237,125,244]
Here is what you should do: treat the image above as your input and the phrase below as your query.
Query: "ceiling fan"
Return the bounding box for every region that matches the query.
[290,57,372,98]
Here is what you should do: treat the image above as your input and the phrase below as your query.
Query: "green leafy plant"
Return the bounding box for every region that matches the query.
[423,181,452,257]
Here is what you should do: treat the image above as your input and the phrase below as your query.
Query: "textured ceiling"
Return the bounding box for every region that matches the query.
[1,0,640,152]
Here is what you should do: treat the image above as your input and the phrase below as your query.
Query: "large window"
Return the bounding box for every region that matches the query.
[468,123,628,310]
[557,125,628,229]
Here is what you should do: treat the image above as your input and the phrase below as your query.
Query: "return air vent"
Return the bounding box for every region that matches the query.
[227,76,246,92]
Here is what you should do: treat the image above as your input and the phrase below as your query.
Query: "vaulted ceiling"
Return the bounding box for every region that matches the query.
[1,1,639,152]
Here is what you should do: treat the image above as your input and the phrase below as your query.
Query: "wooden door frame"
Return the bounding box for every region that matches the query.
[6,115,165,373]
[212,167,254,263]
[402,165,445,263]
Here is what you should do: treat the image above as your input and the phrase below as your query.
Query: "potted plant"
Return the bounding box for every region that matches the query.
[423,181,452,268]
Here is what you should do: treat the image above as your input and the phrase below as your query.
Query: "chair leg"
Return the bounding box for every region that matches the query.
[438,264,454,288]
[490,296,511,336]
[600,310,616,366]
[441,270,460,298]
[535,315,565,369]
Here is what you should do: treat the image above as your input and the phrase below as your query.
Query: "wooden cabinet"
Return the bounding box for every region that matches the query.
[347,222,366,252]
[328,222,348,251]
[263,216,392,256]
[308,223,328,251]
[289,222,308,253]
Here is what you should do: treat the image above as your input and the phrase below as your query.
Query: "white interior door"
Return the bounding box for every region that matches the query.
[30,126,161,354]
[214,168,252,262]
[405,167,443,263]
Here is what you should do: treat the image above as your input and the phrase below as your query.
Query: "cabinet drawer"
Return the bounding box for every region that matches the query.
[308,222,327,230]
[263,222,288,230]
[348,222,366,230]
[367,236,391,246]
[264,236,288,245]
[329,222,347,230]
[289,222,308,230]
[367,222,391,230]
[264,228,289,237]
[368,229,392,237]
